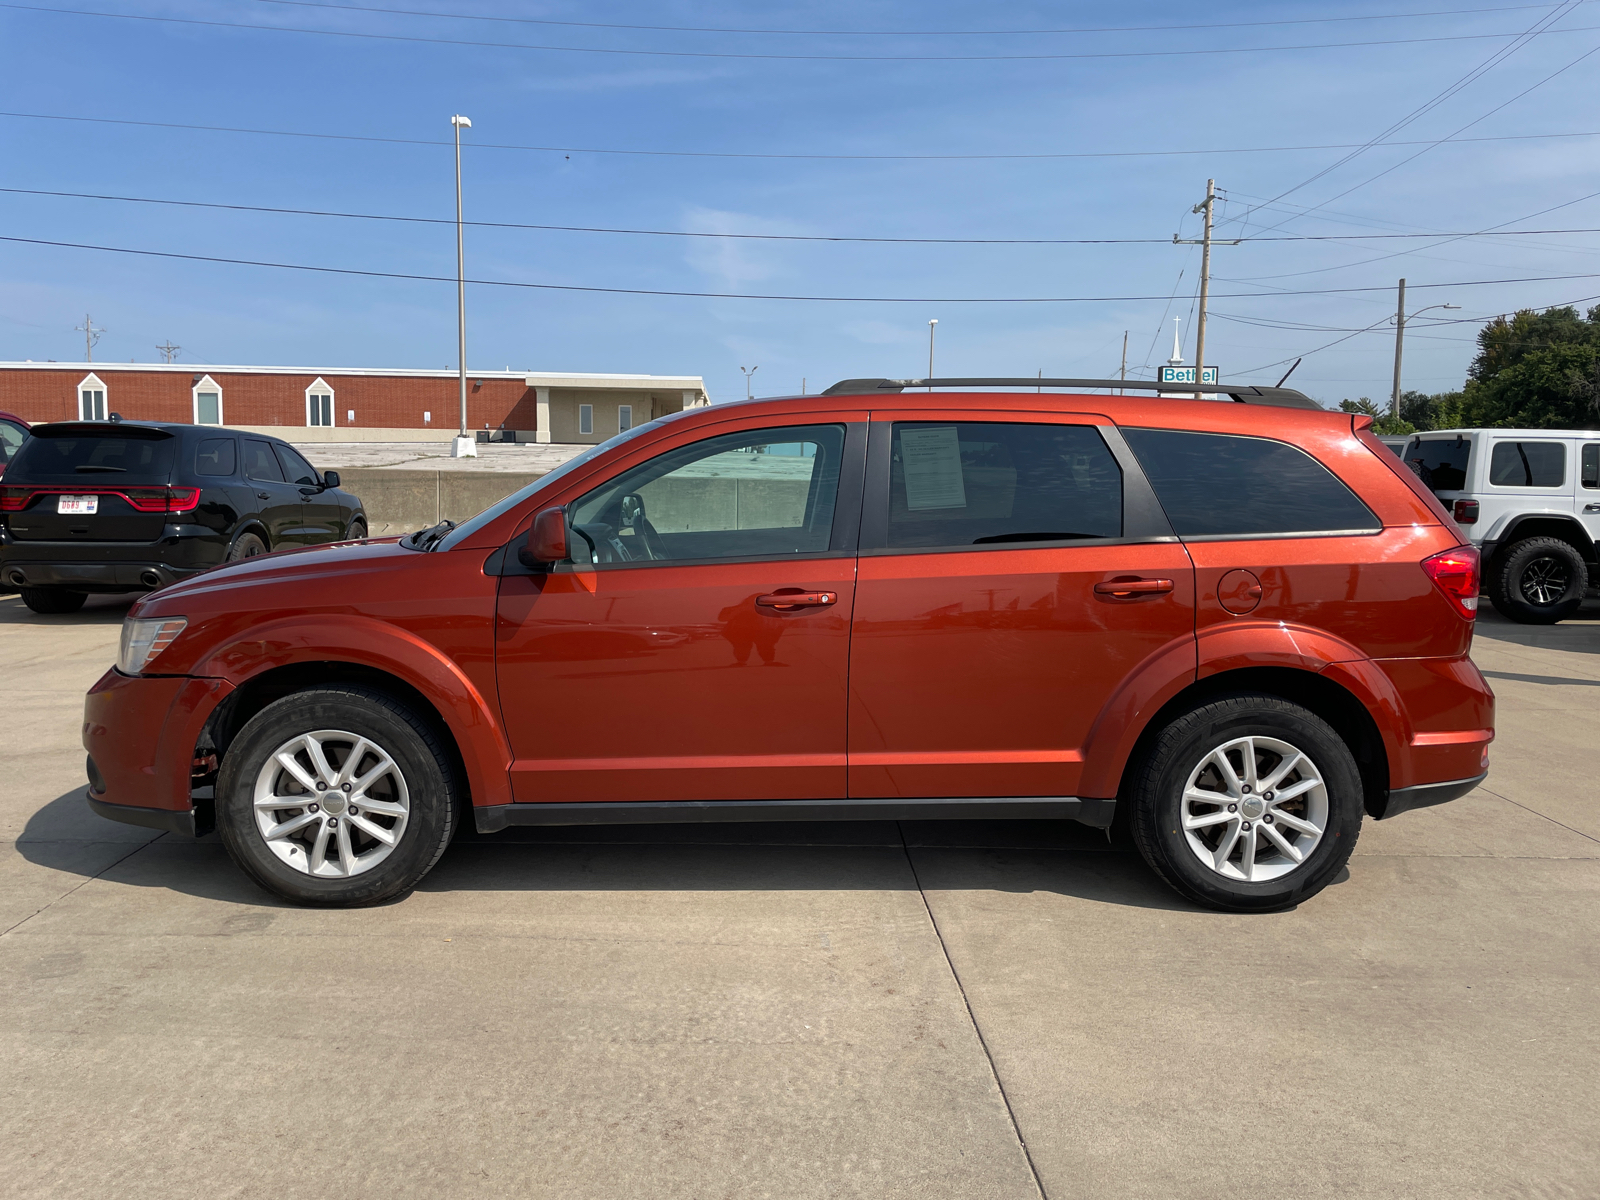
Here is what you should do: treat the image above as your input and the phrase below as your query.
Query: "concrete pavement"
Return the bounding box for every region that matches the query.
[1,596,1596,1199]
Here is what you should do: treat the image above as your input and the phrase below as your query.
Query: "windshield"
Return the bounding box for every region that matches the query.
[9,427,176,481]
[1403,436,1470,494]
[434,422,660,551]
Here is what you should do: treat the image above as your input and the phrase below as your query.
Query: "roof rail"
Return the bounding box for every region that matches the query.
[819,377,1322,411]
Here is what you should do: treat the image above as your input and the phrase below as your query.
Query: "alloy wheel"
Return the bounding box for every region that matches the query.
[1518,556,1571,607]
[252,729,411,877]
[1180,735,1328,883]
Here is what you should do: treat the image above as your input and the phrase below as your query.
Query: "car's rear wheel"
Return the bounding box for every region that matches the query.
[1129,694,1364,912]
[216,685,458,906]
[228,531,268,561]
[19,586,87,614]
[1488,536,1586,625]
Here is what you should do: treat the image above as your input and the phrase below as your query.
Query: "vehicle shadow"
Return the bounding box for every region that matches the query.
[1474,601,1600,655]
[16,786,1204,913]
[0,592,135,626]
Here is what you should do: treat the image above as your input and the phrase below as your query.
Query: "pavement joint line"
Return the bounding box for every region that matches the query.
[1477,785,1600,845]
[0,835,163,938]
[896,820,1049,1200]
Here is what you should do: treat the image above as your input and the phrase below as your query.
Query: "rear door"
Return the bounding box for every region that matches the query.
[1580,440,1600,553]
[847,412,1195,800]
[241,438,306,546]
[0,425,175,543]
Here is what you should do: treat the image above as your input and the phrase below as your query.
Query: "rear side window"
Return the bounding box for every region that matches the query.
[1123,428,1379,538]
[195,438,236,477]
[1489,440,1565,488]
[1583,444,1599,489]
[242,439,285,482]
[1403,437,1470,493]
[8,429,175,481]
[886,422,1121,548]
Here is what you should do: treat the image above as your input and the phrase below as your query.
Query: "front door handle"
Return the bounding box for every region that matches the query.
[1094,577,1174,598]
[1585,503,1600,513]
[757,590,837,610]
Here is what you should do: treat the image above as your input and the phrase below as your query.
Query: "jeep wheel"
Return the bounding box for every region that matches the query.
[1129,694,1364,912]
[1488,536,1586,625]
[216,685,458,906]
[20,587,88,614]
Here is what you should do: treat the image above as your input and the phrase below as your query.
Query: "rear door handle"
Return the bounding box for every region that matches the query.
[1094,577,1174,597]
[757,590,837,609]
[257,491,272,500]
[1585,503,1600,513]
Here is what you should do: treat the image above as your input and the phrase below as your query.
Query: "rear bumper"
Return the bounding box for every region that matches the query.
[1,558,204,591]
[0,529,223,592]
[82,669,232,835]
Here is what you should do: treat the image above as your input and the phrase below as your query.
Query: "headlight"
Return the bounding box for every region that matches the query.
[118,617,188,675]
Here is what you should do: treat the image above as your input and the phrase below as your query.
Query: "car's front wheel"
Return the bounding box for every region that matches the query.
[19,586,87,614]
[216,685,458,906]
[1487,536,1586,625]
[1129,694,1364,912]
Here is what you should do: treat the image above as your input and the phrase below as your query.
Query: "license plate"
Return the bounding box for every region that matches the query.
[57,495,98,515]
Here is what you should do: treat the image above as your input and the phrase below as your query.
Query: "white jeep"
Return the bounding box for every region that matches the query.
[1402,428,1600,624]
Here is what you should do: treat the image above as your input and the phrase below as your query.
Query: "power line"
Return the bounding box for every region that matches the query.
[8,108,1600,163]
[243,0,1567,38]
[8,232,1600,303]
[5,3,1598,63]
[12,184,1600,246]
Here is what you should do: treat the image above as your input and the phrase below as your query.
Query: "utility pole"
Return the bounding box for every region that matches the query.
[75,314,104,362]
[927,318,938,389]
[450,114,476,459]
[1119,330,1128,394]
[157,341,180,364]
[1173,180,1240,398]
[1390,278,1406,419]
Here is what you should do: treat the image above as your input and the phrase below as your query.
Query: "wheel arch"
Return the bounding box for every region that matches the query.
[1493,516,1596,564]
[1112,666,1393,820]
[229,520,272,552]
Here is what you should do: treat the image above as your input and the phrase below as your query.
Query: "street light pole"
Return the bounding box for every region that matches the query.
[1390,279,1459,420]
[450,114,476,459]
[740,366,759,400]
[927,318,937,390]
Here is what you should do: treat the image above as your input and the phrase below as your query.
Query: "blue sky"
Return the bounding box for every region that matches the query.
[2,0,1599,408]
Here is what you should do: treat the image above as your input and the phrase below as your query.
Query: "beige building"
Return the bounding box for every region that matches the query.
[528,372,711,444]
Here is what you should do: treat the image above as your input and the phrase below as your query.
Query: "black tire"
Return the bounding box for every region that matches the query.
[216,685,458,906]
[19,587,88,614]
[1487,536,1586,625]
[345,517,367,541]
[228,531,269,561]
[1128,694,1364,912]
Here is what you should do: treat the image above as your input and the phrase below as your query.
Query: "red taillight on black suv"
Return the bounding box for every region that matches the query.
[0,486,28,512]
[1421,546,1480,619]
[0,486,200,514]
[1453,499,1479,525]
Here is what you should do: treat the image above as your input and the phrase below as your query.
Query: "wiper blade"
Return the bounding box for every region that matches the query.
[75,464,126,473]
[404,518,456,551]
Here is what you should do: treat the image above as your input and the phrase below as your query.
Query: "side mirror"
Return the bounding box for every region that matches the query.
[520,506,569,567]
[321,469,341,489]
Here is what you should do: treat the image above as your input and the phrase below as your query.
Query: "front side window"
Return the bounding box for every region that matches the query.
[579,404,594,436]
[1123,428,1379,538]
[1403,437,1470,493]
[1489,440,1565,488]
[569,424,845,564]
[242,439,284,482]
[273,444,320,487]
[886,422,1122,549]
[195,437,236,477]
[1583,444,1599,489]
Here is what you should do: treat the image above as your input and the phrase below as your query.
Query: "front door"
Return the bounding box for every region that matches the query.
[847,414,1196,799]
[495,418,865,804]
[241,438,306,547]
[274,443,344,542]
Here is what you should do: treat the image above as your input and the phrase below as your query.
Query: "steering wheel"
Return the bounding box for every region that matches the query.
[619,493,669,561]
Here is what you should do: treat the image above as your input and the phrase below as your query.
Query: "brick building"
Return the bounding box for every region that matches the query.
[0,362,711,444]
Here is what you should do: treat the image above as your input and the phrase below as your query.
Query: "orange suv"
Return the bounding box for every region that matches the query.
[81,379,1493,911]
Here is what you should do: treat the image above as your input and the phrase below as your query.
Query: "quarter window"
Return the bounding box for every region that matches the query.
[886,422,1122,549]
[1123,428,1379,538]
[1490,440,1565,488]
[1403,437,1470,493]
[569,424,845,564]
[195,438,237,477]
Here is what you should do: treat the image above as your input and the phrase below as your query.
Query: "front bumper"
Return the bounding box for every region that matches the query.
[82,668,232,836]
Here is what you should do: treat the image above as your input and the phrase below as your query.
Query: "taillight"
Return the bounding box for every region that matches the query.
[0,486,28,512]
[1421,546,1480,619]
[121,487,202,514]
[1453,499,1479,525]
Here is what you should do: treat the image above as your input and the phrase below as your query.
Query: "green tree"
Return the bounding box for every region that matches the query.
[1338,396,1415,435]
[1398,389,1465,431]
[1459,304,1600,428]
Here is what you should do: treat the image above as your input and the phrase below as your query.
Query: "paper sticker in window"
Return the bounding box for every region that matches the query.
[900,426,967,510]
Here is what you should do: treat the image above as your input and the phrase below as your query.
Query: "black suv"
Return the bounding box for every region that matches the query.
[0,421,365,613]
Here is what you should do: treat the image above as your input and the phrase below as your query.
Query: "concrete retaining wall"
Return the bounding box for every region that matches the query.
[340,468,543,536]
